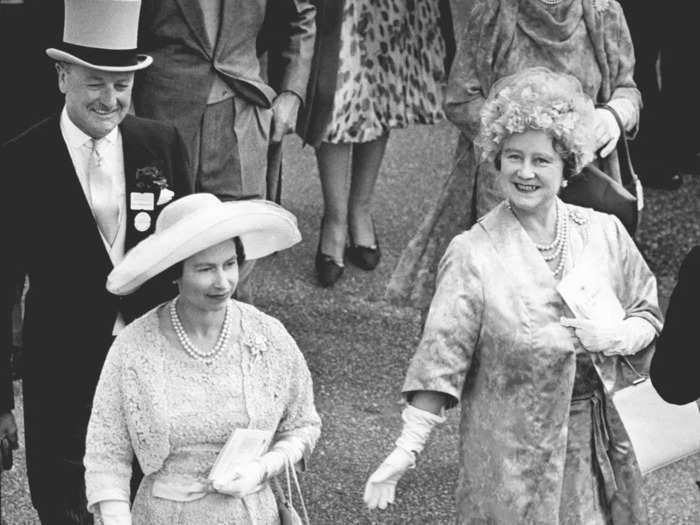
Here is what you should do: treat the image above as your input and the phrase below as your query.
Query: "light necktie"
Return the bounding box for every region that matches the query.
[87,138,120,246]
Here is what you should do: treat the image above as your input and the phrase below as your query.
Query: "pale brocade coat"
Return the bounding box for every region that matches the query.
[403,203,662,524]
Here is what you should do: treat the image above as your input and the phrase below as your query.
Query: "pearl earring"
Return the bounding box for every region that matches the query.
[561,179,569,189]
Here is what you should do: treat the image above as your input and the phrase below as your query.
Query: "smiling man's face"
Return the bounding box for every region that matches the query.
[57,62,134,139]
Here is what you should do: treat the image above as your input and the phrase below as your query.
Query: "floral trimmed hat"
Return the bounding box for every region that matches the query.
[476,67,597,174]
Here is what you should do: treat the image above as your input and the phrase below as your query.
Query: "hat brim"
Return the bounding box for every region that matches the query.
[107,200,301,296]
[46,48,153,72]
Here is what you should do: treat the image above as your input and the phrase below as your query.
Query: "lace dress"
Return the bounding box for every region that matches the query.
[85,301,321,525]
[130,330,279,524]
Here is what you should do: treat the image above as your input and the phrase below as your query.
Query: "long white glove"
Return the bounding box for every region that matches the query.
[98,500,131,525]
[364,405,446,510]
[561,316,656,356]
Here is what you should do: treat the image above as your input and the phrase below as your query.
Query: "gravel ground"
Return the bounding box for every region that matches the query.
[2,123,699,524]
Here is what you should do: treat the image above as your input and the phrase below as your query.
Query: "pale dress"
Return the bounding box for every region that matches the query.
[85,301,321,525]
[129,333,278,524]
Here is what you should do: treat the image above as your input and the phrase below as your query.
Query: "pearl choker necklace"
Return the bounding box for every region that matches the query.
[539,0,563,5]
[169,298,232,364]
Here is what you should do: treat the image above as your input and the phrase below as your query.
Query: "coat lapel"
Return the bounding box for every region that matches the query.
[478,202,557,293]
[173,0,213,56]
[215,0,242,57]
[120,115,161,250]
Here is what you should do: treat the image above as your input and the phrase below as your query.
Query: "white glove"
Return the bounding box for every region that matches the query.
[363,446,415,509]
[593,107,621,158]
[211,459,266,498]
[98,500,131,525]
[257,434,306,478]
[363,405,446,510]
[606,98,637,132]
[561,316,656,356]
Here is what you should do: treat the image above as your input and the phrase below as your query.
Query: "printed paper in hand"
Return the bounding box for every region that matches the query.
[208,428,273,484]
[556,267,624,322]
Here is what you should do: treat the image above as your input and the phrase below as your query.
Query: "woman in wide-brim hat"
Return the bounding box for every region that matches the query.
[84,193,321,524]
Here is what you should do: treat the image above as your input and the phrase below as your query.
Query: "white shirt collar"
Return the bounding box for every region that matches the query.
[60,106,119,149]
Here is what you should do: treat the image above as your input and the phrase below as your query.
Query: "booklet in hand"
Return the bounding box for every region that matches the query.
[556,266,624,323]
[208,428,273,485]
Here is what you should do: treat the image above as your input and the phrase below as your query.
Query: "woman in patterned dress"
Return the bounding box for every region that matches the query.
[301,0,454,286]
[363,69,661,524]
[445,0,640,223]
[84,194,321,524]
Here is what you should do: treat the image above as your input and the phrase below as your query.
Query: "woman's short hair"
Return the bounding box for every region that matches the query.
[162,236,246,282]
[476,67,597,177]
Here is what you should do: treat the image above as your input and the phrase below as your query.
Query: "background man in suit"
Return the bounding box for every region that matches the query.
[0,1,191,522]
[135,0,316,201]
[134,0,315,302]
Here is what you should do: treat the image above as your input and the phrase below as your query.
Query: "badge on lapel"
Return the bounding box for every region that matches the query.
[130,165,173,233]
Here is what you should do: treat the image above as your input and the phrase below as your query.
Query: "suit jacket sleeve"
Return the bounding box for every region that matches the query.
[650,247,700,404]
[262,0,317,101]
[0,143,23,414]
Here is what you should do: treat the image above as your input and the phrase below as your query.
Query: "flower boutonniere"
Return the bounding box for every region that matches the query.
[130,165,172,232]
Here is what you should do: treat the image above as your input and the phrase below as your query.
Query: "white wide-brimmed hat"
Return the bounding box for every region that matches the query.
[107,194,302,295]
[46,0,153,72]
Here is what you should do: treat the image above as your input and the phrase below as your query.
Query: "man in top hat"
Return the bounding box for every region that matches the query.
[0,0,191,522]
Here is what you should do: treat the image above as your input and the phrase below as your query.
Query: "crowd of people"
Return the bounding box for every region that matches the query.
[0,0,698,524]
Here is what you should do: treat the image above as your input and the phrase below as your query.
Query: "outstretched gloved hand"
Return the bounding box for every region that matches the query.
[364,446,415,509]
[364,404,446,510]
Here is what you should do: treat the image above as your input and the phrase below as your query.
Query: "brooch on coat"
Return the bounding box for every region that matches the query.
[130,165,174,232]
[592,0,611,12]
[243,332,271,366]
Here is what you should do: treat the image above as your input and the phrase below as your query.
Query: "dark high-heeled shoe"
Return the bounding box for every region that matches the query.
[315,249,344,287]
[346,221,381,271]
[315,220,344,287]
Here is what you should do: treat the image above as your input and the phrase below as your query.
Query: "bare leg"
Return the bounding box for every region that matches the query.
[315,142,353,264]
[348,133,389,247]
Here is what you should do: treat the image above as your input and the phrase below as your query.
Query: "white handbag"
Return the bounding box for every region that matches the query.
[612,358,700,475]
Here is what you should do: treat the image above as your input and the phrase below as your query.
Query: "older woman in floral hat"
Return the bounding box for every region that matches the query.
[364,68,661,524]
[84,194,321,524]
[446,0,640,222]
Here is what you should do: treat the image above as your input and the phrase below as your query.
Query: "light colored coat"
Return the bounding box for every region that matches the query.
[403,202,661,524]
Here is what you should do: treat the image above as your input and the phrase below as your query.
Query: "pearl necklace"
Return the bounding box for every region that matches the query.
[539,0,563,5]
[507,201,569,278]
[169,298,232,364]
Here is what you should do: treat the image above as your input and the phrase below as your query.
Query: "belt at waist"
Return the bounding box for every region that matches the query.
[151,475,212,502]
[151,473,266,502]
[570,392,618,503]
